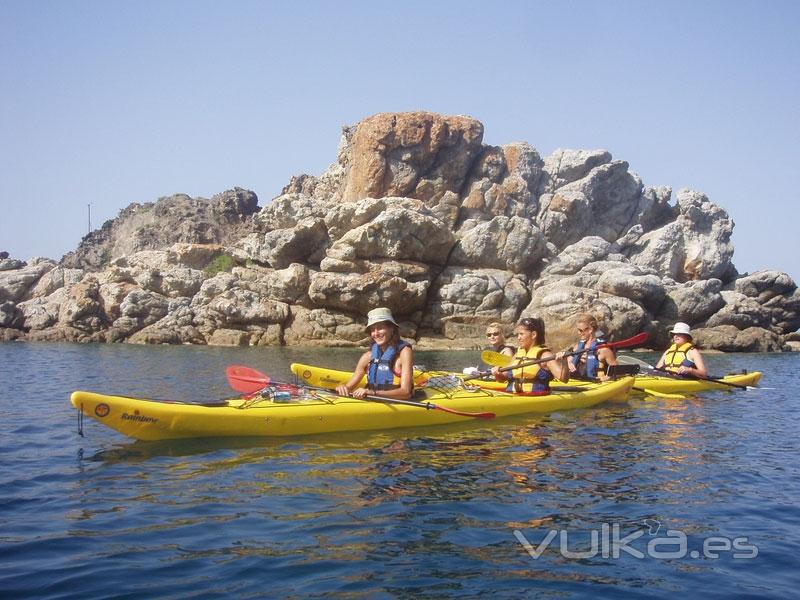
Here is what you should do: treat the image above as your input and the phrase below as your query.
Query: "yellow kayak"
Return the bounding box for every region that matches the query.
[291,362,762,395]
[69,377,634,441]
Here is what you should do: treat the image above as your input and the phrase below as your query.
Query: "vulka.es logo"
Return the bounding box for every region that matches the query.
[514,520,758,560]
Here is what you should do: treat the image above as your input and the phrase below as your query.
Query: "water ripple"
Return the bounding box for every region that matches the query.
[0,343,798,598]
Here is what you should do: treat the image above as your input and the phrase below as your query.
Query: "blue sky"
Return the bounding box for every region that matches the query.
[1,0,798,281]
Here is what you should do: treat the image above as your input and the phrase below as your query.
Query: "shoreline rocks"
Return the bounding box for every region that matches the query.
[2,111,798,352]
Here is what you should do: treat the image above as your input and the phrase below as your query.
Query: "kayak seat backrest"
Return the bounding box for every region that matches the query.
[606,364,640,378]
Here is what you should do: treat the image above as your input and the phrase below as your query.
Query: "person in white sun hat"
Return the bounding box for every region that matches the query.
[655,322,708,378]
[335,307,415,400]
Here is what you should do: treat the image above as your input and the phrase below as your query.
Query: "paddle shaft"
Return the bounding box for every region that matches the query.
[282,381,496,420]
[652,367,750,390]
[617,355,752,391]
[226,367,495,419]
[474,332,649,379]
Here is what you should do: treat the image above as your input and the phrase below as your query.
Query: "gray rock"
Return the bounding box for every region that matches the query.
[450,216,548,274]
[61,188,259,270]
[628,189,734,282]
[421,267,530,334]
[4,111,797,352]
[705,290,773,330]
[0,261,56,303]
[0,258,26,271]
[693,325,784,352]
[656,279,726,333]
[0,301,23,328]
[538,148,613,194]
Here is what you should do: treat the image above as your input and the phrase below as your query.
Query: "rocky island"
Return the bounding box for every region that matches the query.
[1,111,798,351]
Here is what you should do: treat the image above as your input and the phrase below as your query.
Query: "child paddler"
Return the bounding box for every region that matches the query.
[335,307,415,400]
[491,316,569,393]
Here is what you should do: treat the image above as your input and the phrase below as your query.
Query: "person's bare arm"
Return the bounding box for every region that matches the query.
[336,352,370,396]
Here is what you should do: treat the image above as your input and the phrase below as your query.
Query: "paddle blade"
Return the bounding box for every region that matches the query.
[602,331,649,350]
[481,350,514,368]
[226,365,270,394]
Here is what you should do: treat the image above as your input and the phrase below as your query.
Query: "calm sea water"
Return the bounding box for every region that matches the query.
[0,342,798,599]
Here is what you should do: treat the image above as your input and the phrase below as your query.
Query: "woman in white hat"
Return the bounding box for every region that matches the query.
[655,322,708,377]
[335,307,415,400]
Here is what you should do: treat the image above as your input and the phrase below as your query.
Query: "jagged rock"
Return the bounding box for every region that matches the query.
[1,326,23,341]
[342,111,484,204]
[308,268,429,317]
[735,270,796,302]
[18,289,67,330]
[0,301,23,328]
[705,290,774,330]
[190,273,290,338]
[592,262,666,313]
[166,243,227,270]
[420,267,529,335]
[656,279,726,338]
[538,148,612,194]
[2,111,797,351]
[635,186,675,232]
[232,264,311,305]
[0,258,26,271]
[206,328,252,346]
[244,218,329,269]
[693,325,784,352]
[283,307,367,346]
[537,161,645,251]
[539,237,612,277]
[324,197,455,266]
[61,188,259,270]
[58,277,106,333]
[628,189,734,282]
[450,216,548,274]
[254,193,332,231]
[763,288,800,332]
[461,142,544,220]
[0,260,56,303]
[26,267,84,299]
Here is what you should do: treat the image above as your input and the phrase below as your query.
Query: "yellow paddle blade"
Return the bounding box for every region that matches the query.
[637,387,686,400]
[481,350,514,368]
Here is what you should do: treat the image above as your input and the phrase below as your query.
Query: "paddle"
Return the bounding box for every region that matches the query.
[483,344,683,398]
[616,355,758,391]
[226,365,496,420]
[475,332,649,377]
[225,365,272,394]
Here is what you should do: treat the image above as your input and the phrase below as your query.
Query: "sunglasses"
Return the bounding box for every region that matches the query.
[486,332,501,338]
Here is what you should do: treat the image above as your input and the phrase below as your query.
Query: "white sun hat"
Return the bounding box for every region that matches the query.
[669,322,692,337]
[366,307,398,329]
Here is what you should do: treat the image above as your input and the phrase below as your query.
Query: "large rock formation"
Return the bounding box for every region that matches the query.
[1,111,798,352]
